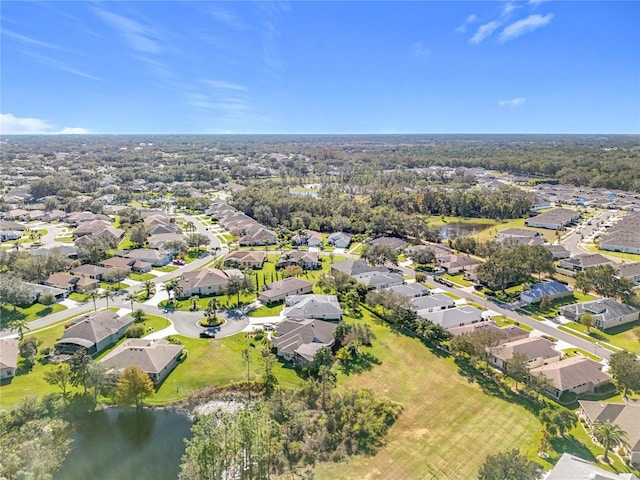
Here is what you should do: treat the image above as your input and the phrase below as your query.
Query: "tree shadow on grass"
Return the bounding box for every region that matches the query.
[550,435,596,463]
[338,351,381,376]
[0,307,26,327]
[454,357,545,416]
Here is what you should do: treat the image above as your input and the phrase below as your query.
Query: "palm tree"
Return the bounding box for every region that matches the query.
[102,289,114,308]
[171,278,184,301]
[142,280,155,299]
[205,298,219,319]
[87,290,100,312]
[125,292,137,311]
[9,318,30,342]
[132,309,145,323]
[190,295,199,311]
[161,282,174,303]
[591,420,629,463]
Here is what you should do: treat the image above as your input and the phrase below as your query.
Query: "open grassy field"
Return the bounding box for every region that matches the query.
[149,332,303,404]
[315,311,543,479]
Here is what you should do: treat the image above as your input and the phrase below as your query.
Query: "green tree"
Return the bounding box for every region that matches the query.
[69,349,93,394]
[102,289,114,308]
[86,361,111,403]
[538,295,551,312]
[187,233,210,250]
[205,298,219,320]
[143,280,155,299]
[132,309,146,322]
[8,318,31,342]
[242,347,252,400]
[261,349,279,398]
[591,420,629,463]
[129,224,150,246]
[114,365,155,412]
[580,312,595,332]
[505,352,529,390]
[44,363,72,397]
[477,449,542,480]
[607,350,640,397]
[539,407,577,437]
[226,273,253,307]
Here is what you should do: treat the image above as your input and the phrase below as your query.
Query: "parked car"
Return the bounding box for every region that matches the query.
[263,323,275,331]
[173,259,185,265]
[199,328,217,338]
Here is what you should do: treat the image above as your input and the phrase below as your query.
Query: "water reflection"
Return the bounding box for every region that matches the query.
[55,408,192,480]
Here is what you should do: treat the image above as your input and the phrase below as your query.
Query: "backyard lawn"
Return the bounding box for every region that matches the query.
[247,302,284,317]
[149,332,303,404]
[560,320,640,354]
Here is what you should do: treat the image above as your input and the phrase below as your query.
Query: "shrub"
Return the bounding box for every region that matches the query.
[38,293,57,306]
[125,325,145,338]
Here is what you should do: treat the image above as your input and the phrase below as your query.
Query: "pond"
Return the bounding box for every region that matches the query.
[55,407,192,480]
[439,222,492,240]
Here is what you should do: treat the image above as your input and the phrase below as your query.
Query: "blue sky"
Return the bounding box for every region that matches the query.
[1,1,639,134]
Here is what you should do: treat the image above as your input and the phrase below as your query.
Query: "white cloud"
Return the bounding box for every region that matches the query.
[499,97,527,108]
[0,113,90,135]
[204,80,247,91]
[500,13,554,42]
[94,8,162,54]
[455,13,478,34]
[470,21,501,44]
[206,6,248,30]
[2,29,64,51]
[501,3,520,17]
[411,41,431,57]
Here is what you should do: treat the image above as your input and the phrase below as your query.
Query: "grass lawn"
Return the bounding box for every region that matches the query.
[129,272,156,281]
[53,236,74,243]
[315,310,545,479]
[155,265,179,273]
[68,292,88,303]
[442,272,472,287]
[117,235,137,250]
[474,217,559,243]
[161,291,257,311]
[248,302,284,317]
[99,281,128,291]
[580,243,640,263]
[148,332,303,405]
[560,320,640,354]
[492,315,534,331]
[562,348,601,362]
[0,303,67,324]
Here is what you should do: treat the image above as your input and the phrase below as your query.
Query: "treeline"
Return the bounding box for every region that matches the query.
[229,183,532,239]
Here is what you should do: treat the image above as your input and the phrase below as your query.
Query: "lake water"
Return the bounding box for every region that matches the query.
[55,408,192,480]
[439,222,491,240]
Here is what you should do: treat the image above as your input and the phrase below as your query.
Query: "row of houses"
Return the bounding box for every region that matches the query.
[600,213,640,254]
[208,202,277,246]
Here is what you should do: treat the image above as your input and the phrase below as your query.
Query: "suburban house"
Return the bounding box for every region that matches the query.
[3,208,29,221]
[368,236,408,251]
[487,337,561,370]
[448,321,529,343]
[147,232,187,250]
[331,259,389,280]
[0,231,21,242]
[66,211,111,225]
[72,220,124,242]
[292,230,323,247]
[411,294,456,316]
[520,280,573,305]
[530,356,611,400]
[436,254,481,274]
[600,214,640,254]
[271,318,338,365]
[55,310,135,356]
[282,294,343,321]
[123,248,172,267]
[100,338,184,385]
[276,251,320,270]
[560,298,639,330]
[544,453,639,480]
[617,262,640,286]
[70,264,109,281]
[558,253,613,273]
[423,305,484,329]
[176,268,241,298]
[100,256,136,271]
[45,272,98,294]
[0,338,19,381]
[544,244,571,260]
[357,272,405,289]
[387,283,430,299]
[25,283,67,303]
[224,250,266,269]
[497,228,544,246]
[238,226,277,246]
[258,277,313,305]
[327,231,352,249]
[524,208,580,230]
[579,400,640,467]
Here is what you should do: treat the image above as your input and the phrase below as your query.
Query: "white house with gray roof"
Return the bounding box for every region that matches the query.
[411,294,456,316]
[387,283,430,299]
[560,298,639,330]
[423,305,484,329]
[488,337,561,370]
[531,356,611,400]
[282,294,343,321]
[271,318,338,365]
[101,338,183,385]
[55,310,135,356]
[544,453,639,480]
[525,208,580,230]
[258,277,313,304]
